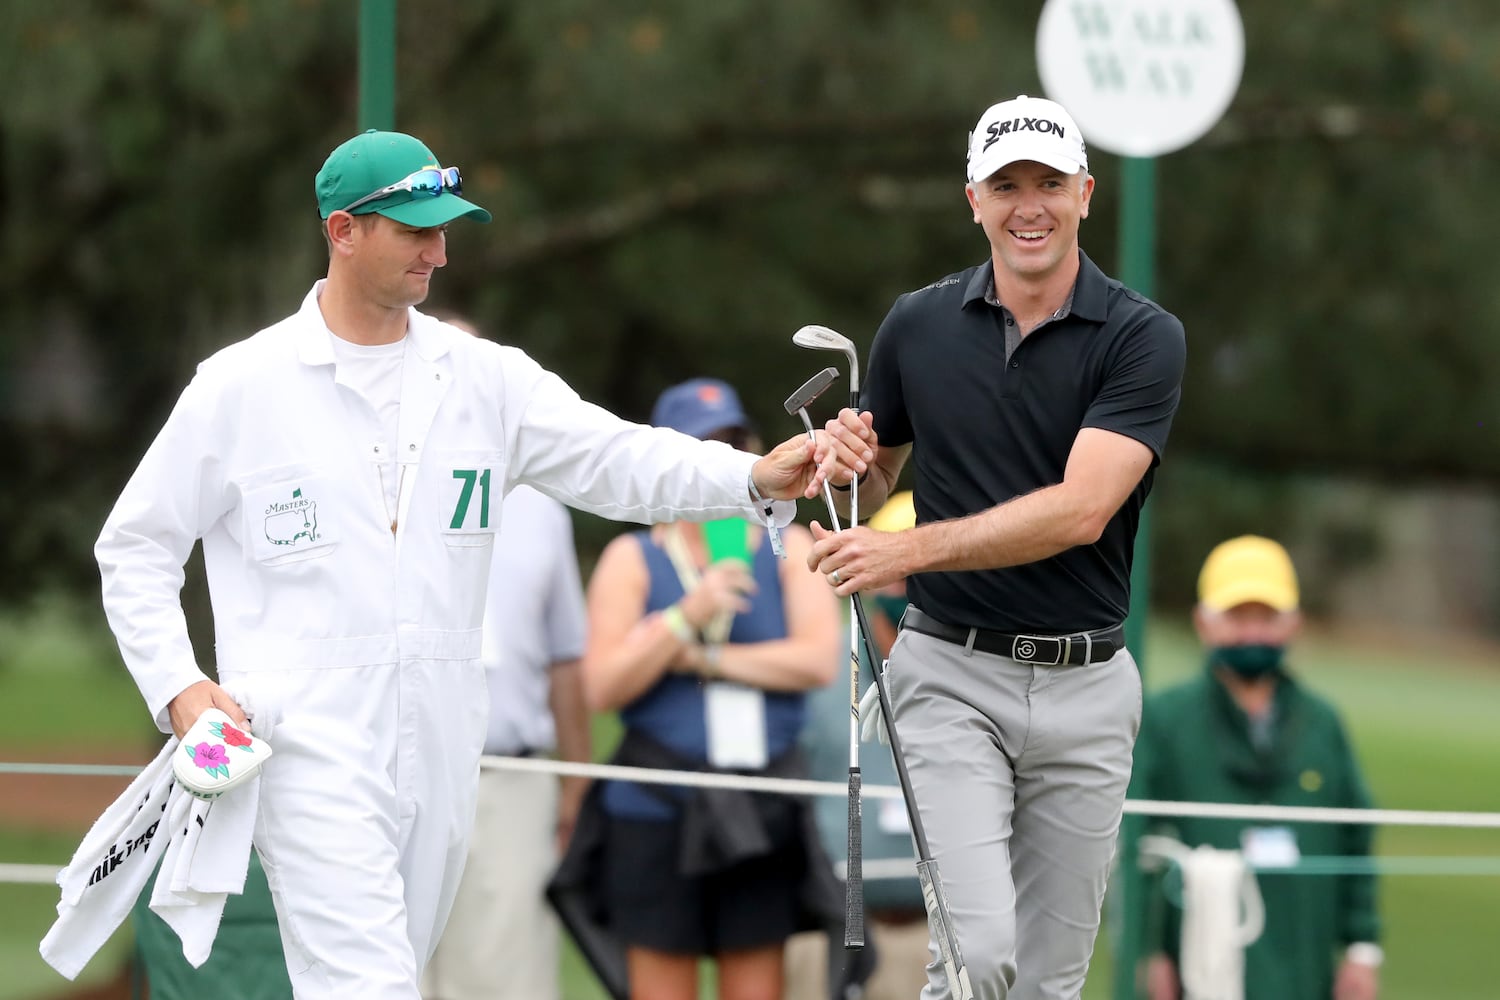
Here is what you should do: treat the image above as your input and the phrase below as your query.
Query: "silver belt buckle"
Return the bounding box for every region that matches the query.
[1011,634,1062,665]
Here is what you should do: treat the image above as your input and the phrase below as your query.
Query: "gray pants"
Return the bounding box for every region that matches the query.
[885,628,1142,1000]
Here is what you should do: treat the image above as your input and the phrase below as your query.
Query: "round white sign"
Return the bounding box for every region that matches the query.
[1036,0,1244,158]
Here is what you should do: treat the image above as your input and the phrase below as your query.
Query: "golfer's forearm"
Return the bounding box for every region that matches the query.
[909,483,1108,574]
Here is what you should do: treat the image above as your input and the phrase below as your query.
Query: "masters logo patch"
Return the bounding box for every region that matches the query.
[264,487,320,547]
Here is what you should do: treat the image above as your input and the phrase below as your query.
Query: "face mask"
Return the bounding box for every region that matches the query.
[1209,644,1285,679]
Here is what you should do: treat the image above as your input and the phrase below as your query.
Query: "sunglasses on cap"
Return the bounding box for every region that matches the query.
[339,166,463,214]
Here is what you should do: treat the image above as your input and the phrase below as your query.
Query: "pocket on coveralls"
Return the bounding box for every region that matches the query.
[437,450,506,548]
[242,470,341,566]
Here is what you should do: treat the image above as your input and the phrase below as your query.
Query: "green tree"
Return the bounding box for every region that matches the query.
[2,1,1497,618]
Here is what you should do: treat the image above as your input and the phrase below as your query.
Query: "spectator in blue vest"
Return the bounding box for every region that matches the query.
[580,378,842,1000]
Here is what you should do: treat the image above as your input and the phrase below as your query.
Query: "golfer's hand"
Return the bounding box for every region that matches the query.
[750,435,818,501]
[807,522,909,596]
[816,409,877,492]
[167,679,251,741]
[859,681,889,745]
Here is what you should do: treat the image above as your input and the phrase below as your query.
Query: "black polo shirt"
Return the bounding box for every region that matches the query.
[862,250,1185,633]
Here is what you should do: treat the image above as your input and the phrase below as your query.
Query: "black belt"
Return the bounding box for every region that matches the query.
[899,606,1124,666]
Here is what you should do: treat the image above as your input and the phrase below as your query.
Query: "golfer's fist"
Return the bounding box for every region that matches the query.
[167,680,251,740]
[808,522,909,595]
[818,409,876,490]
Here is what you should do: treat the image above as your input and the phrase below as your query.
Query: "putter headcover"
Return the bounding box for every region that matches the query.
[172,708,273,800]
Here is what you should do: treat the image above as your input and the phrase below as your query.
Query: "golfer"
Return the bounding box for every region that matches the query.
[810,95,1187,1000]
[93,129,825,999]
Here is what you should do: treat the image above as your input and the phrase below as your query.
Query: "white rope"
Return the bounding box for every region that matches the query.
[478,755,1500,830]
[836,858,919,881]
[479,753,902,799]
[0,863,61,885]
[6,754,1500,828]
[1122,796,1500,830]
[0,762,145,776]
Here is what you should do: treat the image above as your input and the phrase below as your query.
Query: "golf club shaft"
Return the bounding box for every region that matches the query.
[786,358,866,947]
[795,409,842,532]
[840,374,864,952]
[850,588,970,996]
[813,485,967,982]
[848,596,928,857]
[843,410,863,949]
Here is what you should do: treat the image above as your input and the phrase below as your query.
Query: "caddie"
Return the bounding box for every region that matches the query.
[92,129,827,999]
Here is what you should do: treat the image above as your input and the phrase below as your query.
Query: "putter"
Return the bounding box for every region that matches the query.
[791,325,870,952]
[782,366,864,948]
[788,342,974,996]
[782,367,843,534]
[850,598,973,999]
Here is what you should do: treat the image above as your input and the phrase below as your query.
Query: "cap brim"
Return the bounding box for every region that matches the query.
[969,147,1085,183]
[1201,581,1299,614]
[678,414,752,440]
[377,193,492,226]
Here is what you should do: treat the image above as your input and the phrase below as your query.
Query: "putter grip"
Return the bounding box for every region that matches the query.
[845,769,865,947]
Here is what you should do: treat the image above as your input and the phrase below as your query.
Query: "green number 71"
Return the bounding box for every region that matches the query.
[450,468,492,529]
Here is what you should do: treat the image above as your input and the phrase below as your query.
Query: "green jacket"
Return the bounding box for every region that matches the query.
[1130,666,1380,1000]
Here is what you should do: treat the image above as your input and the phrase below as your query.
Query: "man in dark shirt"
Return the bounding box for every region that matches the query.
[810,94,1187,1000]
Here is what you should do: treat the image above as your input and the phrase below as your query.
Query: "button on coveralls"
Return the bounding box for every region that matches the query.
[95,285,777,998]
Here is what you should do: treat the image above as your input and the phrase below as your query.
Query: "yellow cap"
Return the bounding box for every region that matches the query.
[1197,535,1299,612]
[867,491,916,533]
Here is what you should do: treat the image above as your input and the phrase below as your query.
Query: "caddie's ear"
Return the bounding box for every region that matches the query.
[325,211,359,256]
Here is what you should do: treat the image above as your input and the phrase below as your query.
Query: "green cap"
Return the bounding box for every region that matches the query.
[314,129,491,226]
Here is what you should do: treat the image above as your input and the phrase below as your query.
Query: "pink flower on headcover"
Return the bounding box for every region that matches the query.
[220,724,252,749]
[192,743,228,769]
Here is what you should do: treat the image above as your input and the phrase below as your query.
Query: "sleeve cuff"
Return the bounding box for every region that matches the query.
[145,667,212,735]
[744,471,796,527]
[758,498,797,527]
[1345,942,1384,968]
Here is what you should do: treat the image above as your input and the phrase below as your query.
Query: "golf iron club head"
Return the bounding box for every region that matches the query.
[792,325,859,401]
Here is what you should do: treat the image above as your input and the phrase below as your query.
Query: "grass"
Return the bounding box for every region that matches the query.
[3,613,1498,998]
[0,830,135,999]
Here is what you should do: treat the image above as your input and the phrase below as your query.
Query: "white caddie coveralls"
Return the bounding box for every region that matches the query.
[94,283,789,999]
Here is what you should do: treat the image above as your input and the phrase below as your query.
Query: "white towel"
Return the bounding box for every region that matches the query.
[1176,846,1265,1000]
[150,769,259,966]
[39,738,259,979]
[1137,836,1267,1000]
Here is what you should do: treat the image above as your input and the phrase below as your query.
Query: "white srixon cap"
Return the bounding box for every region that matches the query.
[966,95,1088,183]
